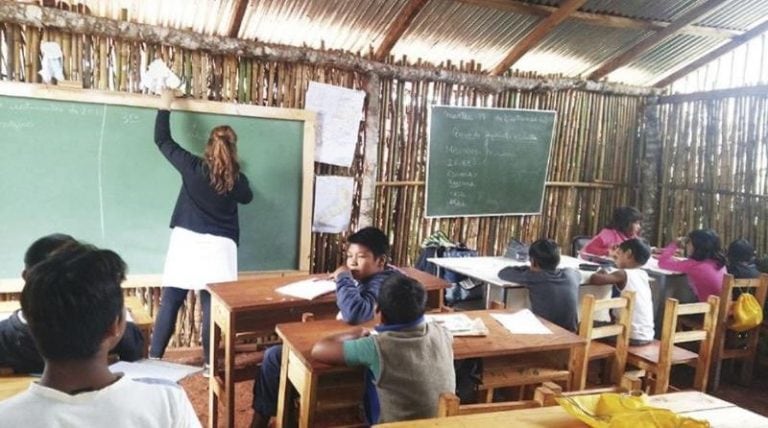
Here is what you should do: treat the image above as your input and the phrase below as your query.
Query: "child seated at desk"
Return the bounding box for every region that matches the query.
[0,234,144,374]
[582,206,643,257]
[658,229,726,302]
[251,227,397,428]
[726,238,760,279]
[498,239,580,332]
[311,273,456,424]
[0,242,200,427]
[588,239,654,346]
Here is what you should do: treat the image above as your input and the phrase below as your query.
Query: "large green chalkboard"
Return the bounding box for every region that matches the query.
[426,106,556,217]
[0,82,313,280]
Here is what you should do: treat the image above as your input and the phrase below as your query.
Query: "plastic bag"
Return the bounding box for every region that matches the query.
[557,393,709,428]
[730,292,763,332]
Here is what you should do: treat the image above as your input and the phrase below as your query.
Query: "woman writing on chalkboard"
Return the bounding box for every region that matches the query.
[149,89,253,371]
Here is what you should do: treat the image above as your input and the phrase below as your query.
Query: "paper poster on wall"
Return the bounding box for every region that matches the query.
[305,81,365,167]
[312,176,355,233]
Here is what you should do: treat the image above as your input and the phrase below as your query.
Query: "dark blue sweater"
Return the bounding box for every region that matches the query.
[336,268,397,325]
[155,110,253,244]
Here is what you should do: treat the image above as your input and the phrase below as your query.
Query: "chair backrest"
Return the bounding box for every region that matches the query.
[660,296,719,391]
[571,235,592,256]
[533,381,632,407]
[437,392,541,417]
[709,273,768,389]
[572,291,635,390]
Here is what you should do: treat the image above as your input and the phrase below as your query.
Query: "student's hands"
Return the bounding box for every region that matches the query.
[329,264,349,280]
[160,88,175,110]
[351,326,372,338]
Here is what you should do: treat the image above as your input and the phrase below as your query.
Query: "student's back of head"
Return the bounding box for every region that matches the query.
[21,243,127,361]
[727,239,755,264]
[529,239,560,270]
[348,227,390,259]
[378,273,426,325]
[688,229,726,267]
[618,238,651,266]
[22,233,76,274]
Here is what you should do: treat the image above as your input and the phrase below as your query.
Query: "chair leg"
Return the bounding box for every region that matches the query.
[739,357,755,386]
[709,358,723,392]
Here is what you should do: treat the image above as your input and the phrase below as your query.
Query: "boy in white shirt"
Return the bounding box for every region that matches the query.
[588,239,654,345]
[0,242,201,428]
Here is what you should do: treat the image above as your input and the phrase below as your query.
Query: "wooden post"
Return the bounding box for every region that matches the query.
[640,102,662,245]
[358,73,381,228]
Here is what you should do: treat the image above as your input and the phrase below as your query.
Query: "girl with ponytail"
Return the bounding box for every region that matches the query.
[149,90,253,371]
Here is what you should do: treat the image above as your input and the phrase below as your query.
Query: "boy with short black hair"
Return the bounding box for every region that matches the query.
[0,234,145,373]
[498,239,580,332]
[589,238,654,345]
[0,242,200,427]
[311,273,456,424]
[252,226,397,428]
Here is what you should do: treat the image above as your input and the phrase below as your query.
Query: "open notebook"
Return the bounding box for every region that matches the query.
[426,313,488,336]
[275,278,336,300]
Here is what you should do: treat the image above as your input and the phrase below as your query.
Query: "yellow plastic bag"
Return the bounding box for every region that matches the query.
[730,292,763,332]
[556,393,710,428]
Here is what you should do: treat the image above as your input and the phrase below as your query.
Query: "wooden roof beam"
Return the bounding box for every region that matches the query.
[456,0,742,39]
[228,0,250,38]
[654,18,768,88]
[489,0,587,76]
[588,0,731,81]
[373,0,430,61]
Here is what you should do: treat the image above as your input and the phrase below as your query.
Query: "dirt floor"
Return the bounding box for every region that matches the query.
[168,347,768,428]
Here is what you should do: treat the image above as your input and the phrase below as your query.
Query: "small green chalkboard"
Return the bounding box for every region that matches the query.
[426,106,556,217]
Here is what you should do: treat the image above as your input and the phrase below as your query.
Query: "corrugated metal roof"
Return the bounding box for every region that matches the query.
[16,0,768,87]
[391,0,540,69]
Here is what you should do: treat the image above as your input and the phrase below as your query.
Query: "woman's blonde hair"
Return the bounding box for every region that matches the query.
[204,125,240,194]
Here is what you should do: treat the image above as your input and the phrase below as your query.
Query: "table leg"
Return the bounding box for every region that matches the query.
[224,315,235,428]
[208,306,222,428]
[276,344,292,428]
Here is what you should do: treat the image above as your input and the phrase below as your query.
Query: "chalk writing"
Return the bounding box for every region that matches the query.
[0,120,33,130]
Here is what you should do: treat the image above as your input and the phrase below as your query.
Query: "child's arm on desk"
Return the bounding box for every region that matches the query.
[589,269,627,289]
[311,327,370,365]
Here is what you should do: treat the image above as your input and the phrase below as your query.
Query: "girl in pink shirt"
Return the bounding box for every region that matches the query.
[582,206,642,257]
[658,229,726,302]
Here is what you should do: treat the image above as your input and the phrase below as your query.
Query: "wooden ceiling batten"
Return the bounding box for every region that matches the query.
[587,0,732,81]
[654,18,768,88]
[489,0,587,76]
[456,0,742,39]
[373,0,431,61]
[228,0,250,39]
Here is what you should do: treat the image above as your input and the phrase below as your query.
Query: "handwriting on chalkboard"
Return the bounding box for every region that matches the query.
[0,120,33,130]
[427,106,556,216]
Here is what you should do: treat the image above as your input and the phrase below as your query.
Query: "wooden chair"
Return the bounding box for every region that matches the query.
[533,379,640,407]
[437,392,541,417]
[626,296,719,394]
[571,291,635,390]
[709,273,768,391]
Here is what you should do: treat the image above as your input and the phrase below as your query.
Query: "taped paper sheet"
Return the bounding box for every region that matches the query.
[313,175,354,233]
[305,81,365,167]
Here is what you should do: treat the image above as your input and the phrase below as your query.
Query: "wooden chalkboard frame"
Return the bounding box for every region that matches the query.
[425,105,556,218]
[0,80,315,291]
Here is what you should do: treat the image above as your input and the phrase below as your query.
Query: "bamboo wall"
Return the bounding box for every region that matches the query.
[646,93,768,253]
[0,22,645,347]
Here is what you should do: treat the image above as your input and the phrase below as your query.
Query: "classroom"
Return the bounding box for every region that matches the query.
[1,1,768,427]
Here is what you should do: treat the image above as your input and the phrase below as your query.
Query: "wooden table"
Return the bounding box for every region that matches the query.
[0,375,36,401]
[207,267,449,428]
[374,391,768,427]
[274,309,586,428]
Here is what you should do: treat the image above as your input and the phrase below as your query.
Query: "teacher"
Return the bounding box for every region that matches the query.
[149,89,253,371]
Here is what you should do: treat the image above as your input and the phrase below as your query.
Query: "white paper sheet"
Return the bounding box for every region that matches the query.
[491,309,552,335]
[110,359,202,382]
[275,278,337,300]
[312,176,355,233]
[305,82,366,167]
[0,311,12,322]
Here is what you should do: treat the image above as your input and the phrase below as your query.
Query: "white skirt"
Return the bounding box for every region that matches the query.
[162,227,238,290]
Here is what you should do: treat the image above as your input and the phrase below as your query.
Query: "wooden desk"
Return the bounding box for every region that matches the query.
[207,267,449,428]
[275,309,586,428]
[374,391,768,427]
